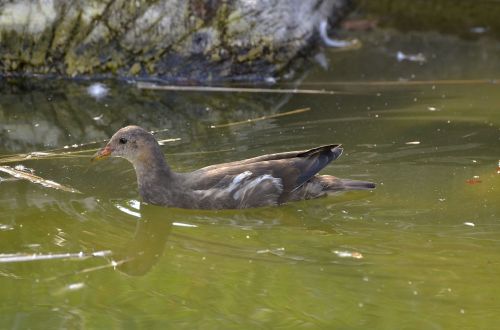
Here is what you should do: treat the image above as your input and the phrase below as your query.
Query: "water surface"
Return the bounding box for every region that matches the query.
[0,30,499,329]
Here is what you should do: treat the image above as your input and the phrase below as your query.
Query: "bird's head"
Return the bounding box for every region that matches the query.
[92,125,159,163]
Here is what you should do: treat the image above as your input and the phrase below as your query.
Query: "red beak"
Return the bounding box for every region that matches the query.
[91,145,113,162]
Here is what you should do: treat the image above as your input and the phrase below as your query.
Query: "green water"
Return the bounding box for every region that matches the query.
[1,31,499,329]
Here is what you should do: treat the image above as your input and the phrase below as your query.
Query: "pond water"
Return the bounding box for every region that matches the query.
[0,30,499,328]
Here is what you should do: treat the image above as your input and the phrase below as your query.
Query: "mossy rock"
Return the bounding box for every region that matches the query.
[0,0,351,82]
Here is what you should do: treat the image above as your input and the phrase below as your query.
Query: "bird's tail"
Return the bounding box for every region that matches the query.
[287,175,375,201]
[336,178,376,190]
[319,175,376,192]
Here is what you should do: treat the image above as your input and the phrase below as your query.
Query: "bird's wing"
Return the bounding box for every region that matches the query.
[192,171,284,209]
[185,145,343,194]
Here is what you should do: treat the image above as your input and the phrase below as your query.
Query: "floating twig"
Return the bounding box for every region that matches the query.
[0,151,95,164]
[210,107,311,129]
[43,259,131,282]
[0,166,81,193]
[166,148,235,156]
[294,79,498,87]
[136,82,342,95]
[0,250,112,263]
[0,132,181,164]
[157,138,182,145]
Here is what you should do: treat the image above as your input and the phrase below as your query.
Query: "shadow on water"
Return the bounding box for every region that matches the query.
[111,204,173,277]
[0,192,376,281]
[119,196,378,276]
[0,79,297,154]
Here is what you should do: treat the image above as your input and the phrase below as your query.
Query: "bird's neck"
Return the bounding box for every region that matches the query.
[131,146,177,205]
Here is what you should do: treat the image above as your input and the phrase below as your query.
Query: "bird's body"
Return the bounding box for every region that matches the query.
[93,126,375,209]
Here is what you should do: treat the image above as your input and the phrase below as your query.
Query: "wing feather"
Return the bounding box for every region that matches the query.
[184,145,343,196]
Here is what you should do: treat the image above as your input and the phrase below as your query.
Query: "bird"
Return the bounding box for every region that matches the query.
[92,126,375,209]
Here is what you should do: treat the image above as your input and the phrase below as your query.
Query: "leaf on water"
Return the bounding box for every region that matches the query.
[465,175,482,185]
[0,166,81,193]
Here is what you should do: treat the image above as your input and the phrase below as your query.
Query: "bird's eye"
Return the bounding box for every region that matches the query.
[119,137,128,144]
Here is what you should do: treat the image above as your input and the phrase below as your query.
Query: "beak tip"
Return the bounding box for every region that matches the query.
[91,146,112,162]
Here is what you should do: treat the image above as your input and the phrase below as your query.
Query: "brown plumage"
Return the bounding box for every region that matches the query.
[92,126,375,209]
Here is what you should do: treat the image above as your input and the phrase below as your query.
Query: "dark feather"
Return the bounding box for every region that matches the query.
[293,145,343,189]
[185,145,343,194]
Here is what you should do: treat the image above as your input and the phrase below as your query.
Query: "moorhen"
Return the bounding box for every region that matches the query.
[92,126,375,209]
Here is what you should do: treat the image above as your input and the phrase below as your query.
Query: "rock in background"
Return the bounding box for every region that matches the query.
[0,0,351,81]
